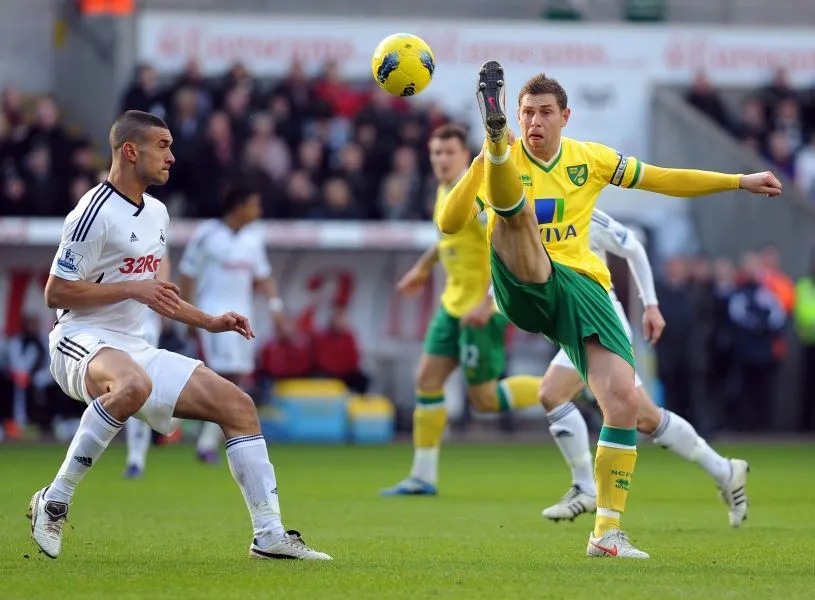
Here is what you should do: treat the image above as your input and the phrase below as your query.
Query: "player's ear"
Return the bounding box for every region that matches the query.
[561,107,571,128]
[121,141,138,163]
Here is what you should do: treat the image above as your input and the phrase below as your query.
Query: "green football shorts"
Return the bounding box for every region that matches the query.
[423,305,510,385]
[489,247,634,381]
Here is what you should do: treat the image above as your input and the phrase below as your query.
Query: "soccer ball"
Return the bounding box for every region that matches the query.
[371,33,435,97]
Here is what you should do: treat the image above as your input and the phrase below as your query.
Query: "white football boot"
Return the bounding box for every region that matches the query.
[542,485,597,522]
[719,458,750,527]
[249,530,332,560]
[27,487,69,559]
[586,529,650,559]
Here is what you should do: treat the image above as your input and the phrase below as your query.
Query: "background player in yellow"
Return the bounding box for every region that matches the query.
[438,61,781,558]
[380,124,540,497]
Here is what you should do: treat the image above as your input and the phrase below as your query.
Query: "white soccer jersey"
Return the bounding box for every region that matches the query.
[178,219,271,318]
[589,209,658,306]
[49,181,170,340]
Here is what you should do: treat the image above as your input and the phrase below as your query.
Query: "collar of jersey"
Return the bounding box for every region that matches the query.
[104,180,145,215]
[521,141,562,173]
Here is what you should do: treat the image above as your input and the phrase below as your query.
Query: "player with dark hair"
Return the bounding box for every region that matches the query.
[28,110,329,561]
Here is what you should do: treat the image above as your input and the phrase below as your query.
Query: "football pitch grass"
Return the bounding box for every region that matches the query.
[1,442,813,600]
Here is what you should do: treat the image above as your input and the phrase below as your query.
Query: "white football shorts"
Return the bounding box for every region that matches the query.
[49,326,202,434]
[549,290,643,387]
[198,330,255,375]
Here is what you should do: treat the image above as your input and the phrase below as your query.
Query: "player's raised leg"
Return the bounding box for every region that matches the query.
[29,349,151,558]
[380,353,457,496]
[584,341,648,559]
[124,417,152,478]
[477,61,525,218]
[538,362,597,522]
[173,365,330,559]
[638,388,749,527]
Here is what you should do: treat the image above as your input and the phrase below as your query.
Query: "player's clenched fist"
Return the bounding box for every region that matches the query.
[207,311,255,340]
[739,171,783,196]
[132,279,181,315]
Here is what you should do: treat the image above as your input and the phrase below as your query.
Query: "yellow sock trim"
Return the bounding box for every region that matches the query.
[593,441,637,537]
[498,376,542,411]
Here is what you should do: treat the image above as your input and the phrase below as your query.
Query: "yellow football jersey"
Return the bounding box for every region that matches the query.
[480,137,642,291]
[433,183,491,317]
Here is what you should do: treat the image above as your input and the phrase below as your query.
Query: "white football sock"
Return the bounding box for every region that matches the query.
[125,418,152,470]
[410,447,440,484]
[651,409,731,485]
[197,421,223,454]
[46,400,123,504]
[225,435,285,547]
[547,402,596,496]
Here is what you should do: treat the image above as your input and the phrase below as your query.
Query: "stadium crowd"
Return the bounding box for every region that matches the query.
[686,67,815,202]
[1,59,452,220]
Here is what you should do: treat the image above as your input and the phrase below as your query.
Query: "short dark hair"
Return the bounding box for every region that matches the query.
[429,123,468,147]
[109,110,168,151]
[221,183,259,215]
[518,74,568,110]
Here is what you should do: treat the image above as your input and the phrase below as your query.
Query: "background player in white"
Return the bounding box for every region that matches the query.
[540,209,749,527]
[177,184,287,463]
[28,110,330,561]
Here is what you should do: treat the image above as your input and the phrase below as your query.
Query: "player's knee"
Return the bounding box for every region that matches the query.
[636,398,662,433]
[224,389,259,433]
[538,379,567,411]
[415,369,444,394]
[116,373,152,413]
[468,389,497,413]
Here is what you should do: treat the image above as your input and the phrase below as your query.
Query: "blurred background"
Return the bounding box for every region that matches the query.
[2,0,815,446]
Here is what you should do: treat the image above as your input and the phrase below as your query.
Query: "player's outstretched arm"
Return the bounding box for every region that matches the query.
[636,164,782,198]
[437,159,485,234]
[44,275,181,314]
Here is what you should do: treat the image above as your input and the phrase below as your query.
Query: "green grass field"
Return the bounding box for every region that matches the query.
[1,442,813,600]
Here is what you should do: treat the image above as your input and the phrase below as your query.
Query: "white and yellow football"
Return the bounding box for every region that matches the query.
[371,33,435,97]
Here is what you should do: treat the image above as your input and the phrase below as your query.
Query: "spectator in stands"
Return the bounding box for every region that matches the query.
[6,313,61,438]
[242,137,285,218]
[686,71,730,130]
[380,173,423,221]
[259,318,314,382]
[166,58,212,117]
[765,130,796,180]
[793,248,815,431]
[310,177,364,220]
[21,144,59,216]
[734,96,768,150]
[761,68,798,122]
[772,97,806,153]
[794,134,815,201]
[759,243,796,315]
[687,255,718,436]
[271,58,314,131]
[655,256,695,425]
[165,86,207,199]
[193,111,238,217]
[120,64,166,117]
[284,169,318,219]
[313,305,370,394]
[727,252,787,431]
[711,256,738,431]
[1,167,28,216]
[312,59,366,119]
[332,142,375,218]
[248,113,291,183]
[296,138,328,187]
[224,84,254,150]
